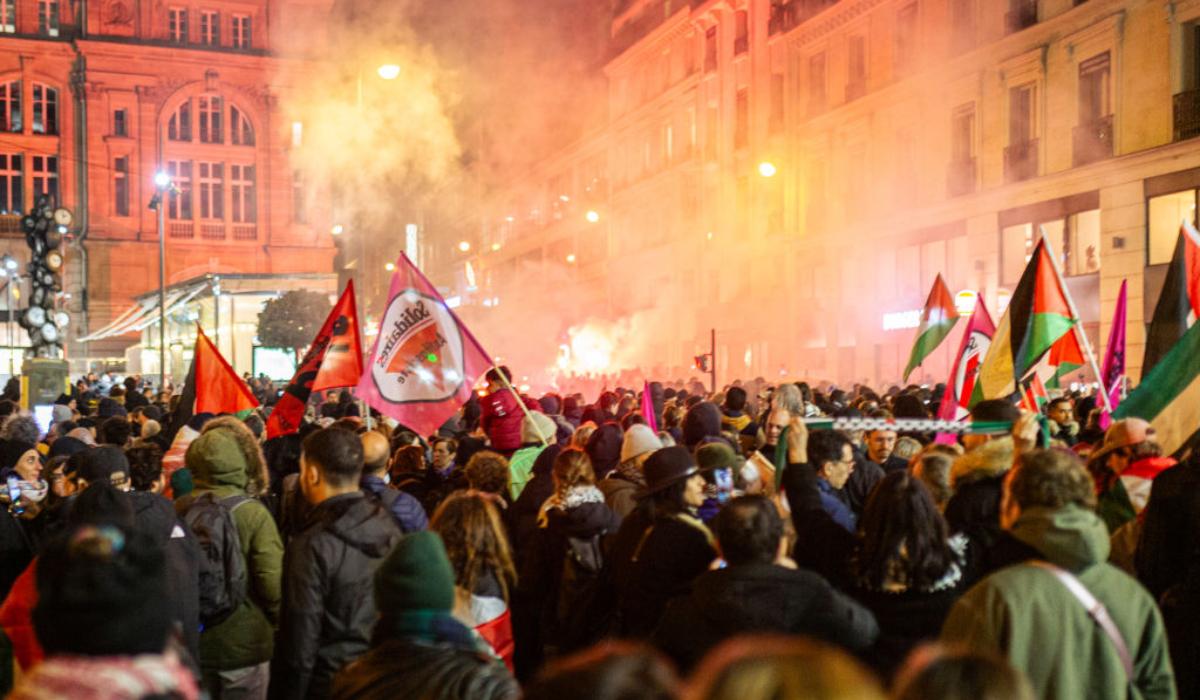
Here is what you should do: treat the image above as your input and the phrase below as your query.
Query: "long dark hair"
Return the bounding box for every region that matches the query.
[855,471,958,591]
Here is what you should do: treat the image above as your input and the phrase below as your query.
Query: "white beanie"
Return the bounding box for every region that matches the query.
[620,424,662,464]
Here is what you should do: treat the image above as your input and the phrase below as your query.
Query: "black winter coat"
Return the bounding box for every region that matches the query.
[616,510,715,638]
[508,446,561,555]
[130,491,202,666]
[332,638,518,700]
[273,492,402,700]
[783,461,856,588]
[944,473,1006,551]
[653,563,879,673]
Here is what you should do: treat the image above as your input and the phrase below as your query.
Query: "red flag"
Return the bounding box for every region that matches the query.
[356,253,493,438]
[934,294,994,445]
[1019,372,1050,413]
[266,282,364,438]
[194,326,258,414]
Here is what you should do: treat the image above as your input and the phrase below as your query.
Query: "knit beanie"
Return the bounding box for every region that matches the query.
[696,441,737,472]
[170,468,194,499]
[682,402,722,450]
[374,531,456,614]
[78,446,129,484]
[0,439,36,473]
[521,412,558,446]
[585,423,624,479]
[620,424,662,464]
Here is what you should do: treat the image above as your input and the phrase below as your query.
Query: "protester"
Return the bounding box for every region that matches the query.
[1045,397,1079,446]
[480,366,528,457]
[807,430,858,533]
[687,635,885,700]
[891,644,1033,700]
[599,424,661,518]
[523,642,679,700]
[942,399,1019,552]
[330,531,518,699]
[509,411,556,499]
[941,448,1176,699]
[358,430,427,533]
[652,495,878,672]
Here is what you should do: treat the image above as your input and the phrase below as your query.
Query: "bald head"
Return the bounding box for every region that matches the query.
[361,431,390,475]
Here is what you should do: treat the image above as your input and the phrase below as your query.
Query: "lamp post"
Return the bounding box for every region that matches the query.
[0,255,17,377]
[151,172,172,391]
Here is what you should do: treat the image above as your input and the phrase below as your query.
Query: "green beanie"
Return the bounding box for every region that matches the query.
[696,441,738,472]
[374,531,456,613]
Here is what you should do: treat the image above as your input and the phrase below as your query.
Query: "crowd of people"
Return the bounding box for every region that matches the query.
[0,366,1189,699]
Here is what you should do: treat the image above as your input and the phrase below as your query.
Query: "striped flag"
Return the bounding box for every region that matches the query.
[934,294,994,444]
[1142,221,1200,375]
[1114,314,1200,456]
[903,274,960,382]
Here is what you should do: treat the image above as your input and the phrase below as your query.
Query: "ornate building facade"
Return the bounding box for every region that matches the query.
[0,0,335,374]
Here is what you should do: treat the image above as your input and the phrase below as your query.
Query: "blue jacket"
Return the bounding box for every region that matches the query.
[360,474,428,533]
[816,478,857,534]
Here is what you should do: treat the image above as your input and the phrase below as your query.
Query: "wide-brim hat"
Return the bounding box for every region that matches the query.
[637,445,705,498]
[1088,418,1154,466]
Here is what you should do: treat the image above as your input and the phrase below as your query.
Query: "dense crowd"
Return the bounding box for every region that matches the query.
[0,367,1188,699]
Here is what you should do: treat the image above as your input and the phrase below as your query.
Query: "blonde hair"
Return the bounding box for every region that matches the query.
[552,448,596,495]
[687,635,883,700]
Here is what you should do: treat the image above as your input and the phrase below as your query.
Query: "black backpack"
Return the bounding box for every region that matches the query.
[556,534,613,652]
[182,493,251,628]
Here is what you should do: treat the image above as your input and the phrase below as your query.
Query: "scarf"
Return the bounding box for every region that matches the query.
[537,484,605,527]
[10,651,198,700]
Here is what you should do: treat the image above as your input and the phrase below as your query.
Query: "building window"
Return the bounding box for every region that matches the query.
[38,0,58,37]
[704,102,718,160]
[167,160,193,220]
[32,85,57,135]
[31,155,57,205]
[0,0,14,33]
[704,26,717,72]
[113,108,127,137]
[113,156,129,217]
[734,10,748,54]
[1074,51,1112,165]
[734,88,748,149]
[1005,83,1038,182]
[0,81,19,133]
[230,164,255,222]
[1000,223,1036,285]
[169,7,188,43]
[292,169,307,224]
[1148,189,1198,265]
[1175,23,1200,141]
[1003,210,1100,281]
[197,162,224,219]
[198,96,222,144]
[230,105,254,146]
[1006,0,1037,34]
[0,154,22,214]
[847,35,867,101]
[895,4,918,75]
[950,0,974,54]
[232,14,251,49]
[199,10,219,45]
[808,53,826,116]
[769,72,785,132]
[168,100,191,141]
[948,103,976,196]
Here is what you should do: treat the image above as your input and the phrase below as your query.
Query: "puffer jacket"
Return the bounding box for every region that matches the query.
[941,505,1176,700]
[481,391,537,454]
[944,438,1013,550]
[272,492,402,700]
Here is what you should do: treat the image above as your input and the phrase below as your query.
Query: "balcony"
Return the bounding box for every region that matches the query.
[1072,114,1113,167]
[0,214,19,236]
[768,0,841,36]
[1005,1,1037,34]
[845,78,866,102]
[1004,139,1039,182]
[947,158,977,197]
[1174,89,1200,142]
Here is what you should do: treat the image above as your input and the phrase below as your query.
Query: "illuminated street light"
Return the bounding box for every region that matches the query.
[490,242,501,252]
[566,253,577,264]
[3,257,17,271]
[154,172,172,188]
[330,224,344,236]
[585,210,600,223]
[458,241,471,253]
[385,262,396,271]
[758,161,777,178]
[377,64,401,80]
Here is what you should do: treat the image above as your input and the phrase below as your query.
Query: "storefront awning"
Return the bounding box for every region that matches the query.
[76,283,208,342]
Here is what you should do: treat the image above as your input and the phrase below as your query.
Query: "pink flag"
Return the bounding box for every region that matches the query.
[935,294,995,445]
[641,381,659,432]
[356,253,494,438]
[1099,280,1127,429]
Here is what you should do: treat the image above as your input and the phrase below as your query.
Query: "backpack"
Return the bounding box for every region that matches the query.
[182,493,251,627]
[555,534,613,652]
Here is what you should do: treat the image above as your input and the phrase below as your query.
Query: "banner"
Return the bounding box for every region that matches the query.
[1099,279,1127,429]
[934,294,994,444]
[356,253,494,438]
[266,281,364,438]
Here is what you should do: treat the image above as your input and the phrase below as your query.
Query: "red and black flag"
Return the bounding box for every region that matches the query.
[266,281,364,438]
[1142,221,1200,375]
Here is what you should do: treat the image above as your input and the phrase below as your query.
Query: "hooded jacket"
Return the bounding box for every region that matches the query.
[184,430,283,673]
[273,491,402,700]
[944,438,1013,550]
[941,505,1176,700]
[653,562,879,673]
[481,390,536,454]
[130,491,202,665]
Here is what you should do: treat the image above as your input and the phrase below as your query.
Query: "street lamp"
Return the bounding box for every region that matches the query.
[149,171,172,391]
[757,161,777,178]
[377,64,401,80]
[0,256,16,377]
[330,224,344,236]
[585,210,600,223]
[457,241,471,253]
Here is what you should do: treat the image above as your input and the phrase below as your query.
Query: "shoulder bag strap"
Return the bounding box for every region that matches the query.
[1027,560,1134,678]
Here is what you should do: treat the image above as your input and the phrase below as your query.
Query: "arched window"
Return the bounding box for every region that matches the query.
[230,105,254,146]
[32,83,57,135]
[168,99,191,141]
[167,94,255,145]
[0,81,20,133]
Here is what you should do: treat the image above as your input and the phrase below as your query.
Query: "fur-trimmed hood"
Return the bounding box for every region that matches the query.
[951,437,1014,488]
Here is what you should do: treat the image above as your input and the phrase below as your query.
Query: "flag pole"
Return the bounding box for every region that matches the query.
[491,364,550,447]
[1038,227,1113,413]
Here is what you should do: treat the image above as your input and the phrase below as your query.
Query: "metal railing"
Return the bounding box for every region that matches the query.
[1005,1,1037,33]
[1004,139,1039,182]
[1072,114,1113,166]
[1174,89,1200,142]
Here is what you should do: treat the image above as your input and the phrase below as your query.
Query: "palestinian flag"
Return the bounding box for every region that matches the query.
[1019,372,1049,413]
[1142,221,1200,375]
[903,274,960,382]
[978,240,1077,399]
[1046,327,1085,389]
[1115,315,1200,456]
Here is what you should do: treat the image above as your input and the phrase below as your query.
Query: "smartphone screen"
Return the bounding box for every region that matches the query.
[7,475,22,514]
[714,468,733,503]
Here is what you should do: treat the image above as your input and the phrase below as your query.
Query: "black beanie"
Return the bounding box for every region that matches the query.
[68,482,135,530]
[33,525,171,656]
[585,423,624,479]
[682,402,722,450]
[48,436,88,460]
[79,445,130,483]
[0,439,36,473]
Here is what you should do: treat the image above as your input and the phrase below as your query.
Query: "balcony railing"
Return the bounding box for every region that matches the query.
[768,0,841,36]
[0,214,19,236]
[1005,1,1037,34]
[947,158,977,197]
[1174,89,1200,142]
[1004,138,1039,182]
[232,224,257,240]
[168,222,193,239]
[1072,114,1113,167]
